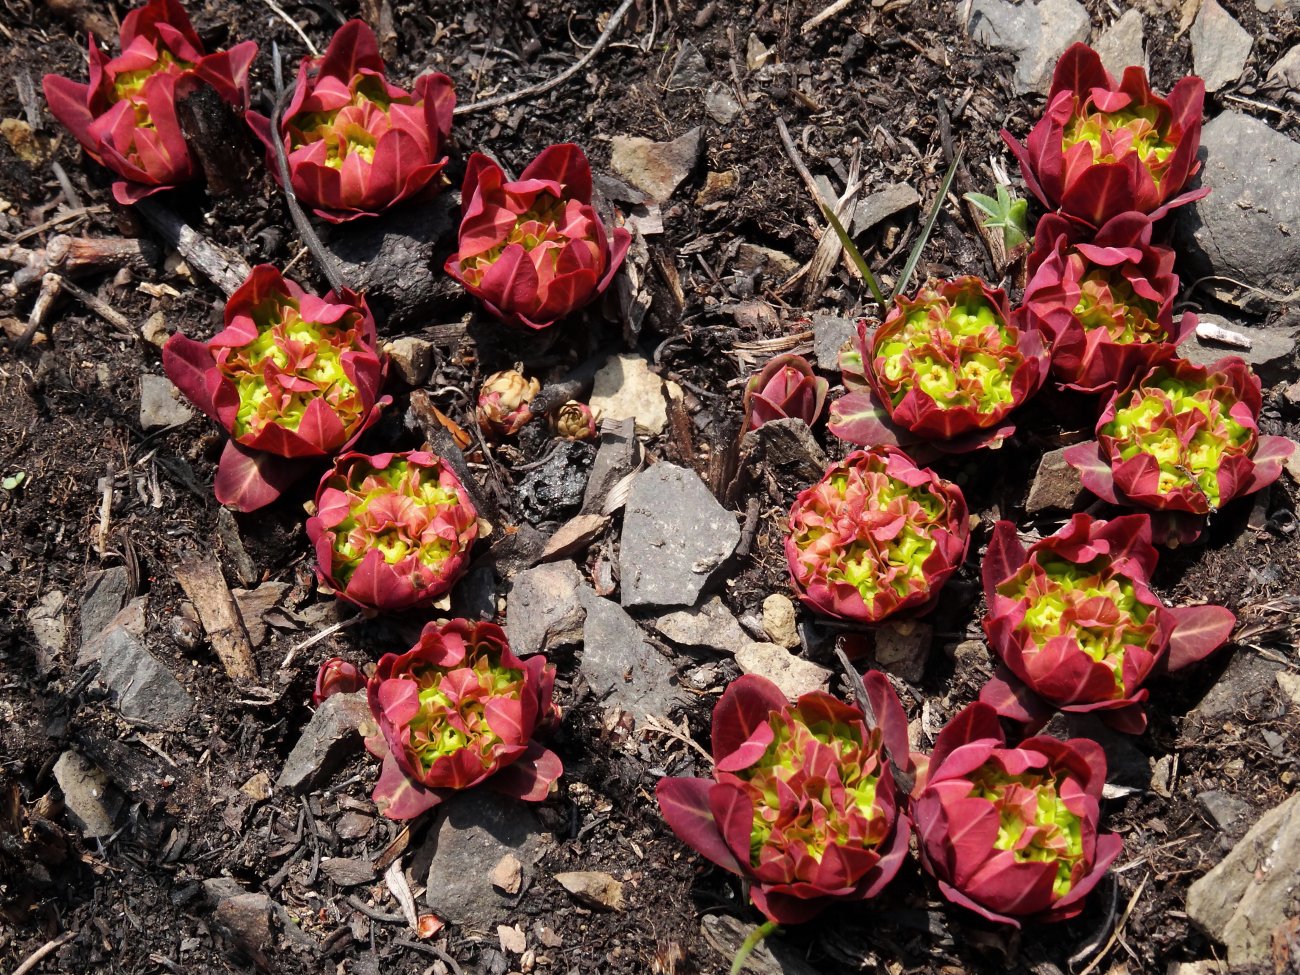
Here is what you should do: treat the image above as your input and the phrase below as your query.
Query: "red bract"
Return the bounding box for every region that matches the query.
[979,514,1235,733]
[786,448,970,624]
[476,369,540,437]
[742,354,829,434]
[42,0,256,204]
[1002,43,1206,227]
[1024,212,1194,394]
[364,620,561,820]
[164,265,388,511]
[1063,357,1295,543]
[312,657,365,705]
[829,277,1049,453]
[307,450,479,614]
[656,673,912,925]
[912,703,1123,926]
[445,145,632,330]
[247,20,454,223]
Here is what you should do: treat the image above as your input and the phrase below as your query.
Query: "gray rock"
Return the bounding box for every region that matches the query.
[582,417,638,514]
[761,594,800,650]
[139,374,193,430]
[1267,45,1300,87]
[968,0,1091,94]
[610,128,703,203]
[78,596,147,667]
[1094,9,1146,77]
[384,336,435,386]
[1198,790,1252,830]
[320,856,375,886]
[735,243,800,279]
[668,41,711,90]
[734,642,832,699]
[204,880,274,961]
[1190,650,1282,723]
[27,589,67,668]
[870,620,933,682]
[1179,316,1299,384]
[619,463,740,609]
[94,622,195,727]
[79,566,132,645]
[704,83,742,124]
[1191,0,1252,93]
[421,791,551,928]
[578,589,686,719]
[277,691,369,792]
[741,418,828,484]
[452,563,500,621]
[1026,446,1086,515]
[505,562,589,656]
[589,354,667,436]
[53,750,121,838]
[1186,792,1300,965]
[652,596,750,654]
[1256,0,1300,10]
[812,315,859,368]
[851,183,921,235]
[1178,112,1300,297]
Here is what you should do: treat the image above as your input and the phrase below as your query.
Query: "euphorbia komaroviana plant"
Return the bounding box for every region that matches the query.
[306,450,479,614]
[979,514,1235,733]
[163,264,388,511]
[656,672,911,948]
[247,20,454,222]
[476,369,540,437]
[42,0,257,204]
[553,401,597,441]
[312,657,365,706]
[1023,212,1194,394]
[445,144,632,330]
[830,277,1049,453]
[1003,42,1206,227]
[786,447,969,624]
[365,619,561,820]
[912,702,1123,926]
[741,354,829,434]
[1063,356,1295,544]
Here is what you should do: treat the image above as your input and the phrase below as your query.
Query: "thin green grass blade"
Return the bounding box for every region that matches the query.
[893,149,962,301]
[821,202,888,310]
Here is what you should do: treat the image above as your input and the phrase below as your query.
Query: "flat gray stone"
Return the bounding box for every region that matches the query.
[851,183,921,235]
[581,417,637,515]
[968,0,1091,94]
[812,315,858,369]
[1187,792,1300,965]
[1190,650,1283,724]
[1192,0,1252,93]
[1267,45,1300,87]
[421,791,551,928]
[1026,446,1087,515]
[1094,9,1146,77]
[139,374,193,430]
[704,82,742,124]
[1178,112,1300,297]
[578,589,686,719]
[1198,790,1252,831]
[741,418,828,484]
[610,128,703,203]
[53,750,121,838]
[320,856,375,887]
[652,596,750,654]
[277,691,369,792]
[78,596,147,667]
[27,589,67,668]
[619,463,739,609]
[1179,316,1299,384]
[79,566,131,645]
[94,622,194,727]
[668,40,711,90]
[505,561,589,657]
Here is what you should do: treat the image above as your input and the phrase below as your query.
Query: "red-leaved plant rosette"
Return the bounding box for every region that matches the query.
[656,673,912,925]
[829,277,1049,456]
[1023,212,1195,394]
[306,450,479,614]
[912,702,1123,927]
[786,447,970,624]
[1063,356,1295,544]
[978,514,1235,734]
[247,20,455,222]
[163,264,389,512]
[1002,42,1207,228]
[312,657,365,706]
[42,0,257,204]
[364,619,562,820]
[741,353,829,434]
[444,144,632,330]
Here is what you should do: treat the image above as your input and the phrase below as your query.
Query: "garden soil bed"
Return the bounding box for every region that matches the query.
[2,0,1300,973]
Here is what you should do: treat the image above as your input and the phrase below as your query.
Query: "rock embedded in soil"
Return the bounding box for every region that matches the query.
[1189,650,1283,724]
[1197,790,1252,831]
[704,82,742,124]
[741,418,828,484]
[383,335,435,386]
[554,871,624,911]
[581,417,638,514]
[1191,0,1252,93]
[78,596,147,666]
[204,879,274,962]
[1025,446,1086,515]
[812,314,859,368]
[138,373,193,430]
[578,589,686,719]
[27,589,67,669]
[277,691,369,793]
[1179,315,1299,383]
[420,790,551,927]
[53,750,121,838]
[1093,9,1146,76]
[869,620,933,682]
[968,0,1091,94]
[1178,112,1300,297]
[1186,792,1300,965]
[1269,45,1300,87]
[588,354,668,436]
[761,594,800,650]
[652,596,751,654]
[619,463,740,609]
[504,561,589,657]
[610,128,703,203]
[852,183,921,235]
[667,40,710,90]
[320,856,375,887]
[79,565,132,645]
[93,619,195,727]
[734,642,832,700]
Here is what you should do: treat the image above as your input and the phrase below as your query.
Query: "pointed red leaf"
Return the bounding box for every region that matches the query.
[1163,604,1235,672]
[655,777,742,874]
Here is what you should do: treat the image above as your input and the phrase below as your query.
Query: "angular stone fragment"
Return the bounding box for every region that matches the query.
[610,128,702,203]
[968,0,1090,94]
[139,373,193,430]
[1191,0,1252,93]
[1025,446,1086,515]
[277,691,369,792]
[54,750,121,838]
[505,562,589,657]
[589,355,667,436]
[94,623,195,727]
[652,596,750,654]
[734,642,832,700]
[579,589,686,719]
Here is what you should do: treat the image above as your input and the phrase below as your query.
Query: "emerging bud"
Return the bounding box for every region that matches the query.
[445,145,632,330]
[1003,43,1206,227]
[477,369,540,437]
[307,450,479,614]
[742,354,829,433]
[163,264,388,511]
[247,21,455,222]
[312,657,365,706]
[912,703,1123,926]
[657,673,911,925]
[979,515,1235,733]
[364,620,562,820]
[42,0,257,204]
[829,277,1048,452]
[786,447,970,624]
[552,401,597,441]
